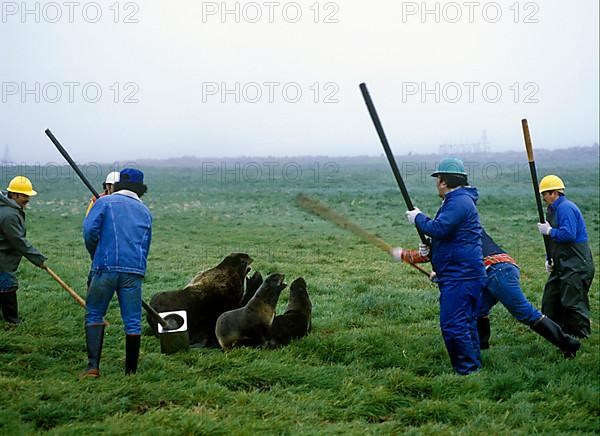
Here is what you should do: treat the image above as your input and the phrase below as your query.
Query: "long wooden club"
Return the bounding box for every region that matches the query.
[359,83,428,245]
[296,194,431,277]
[521,119,551,259]
[44,266,86,308]
[44,129,170,326]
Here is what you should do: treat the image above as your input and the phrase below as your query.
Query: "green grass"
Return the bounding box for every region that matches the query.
[1,159,598,434]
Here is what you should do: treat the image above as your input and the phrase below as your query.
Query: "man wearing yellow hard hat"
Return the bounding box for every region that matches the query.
[537,174,595,338]
[0,176,47,324]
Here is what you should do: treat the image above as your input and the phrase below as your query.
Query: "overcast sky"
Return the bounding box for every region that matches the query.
[1,0,598,162]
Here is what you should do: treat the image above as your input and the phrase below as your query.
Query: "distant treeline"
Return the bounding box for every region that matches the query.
[132,145,599,169]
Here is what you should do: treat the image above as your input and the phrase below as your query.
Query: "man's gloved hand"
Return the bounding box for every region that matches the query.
[418,243,430,257]
[406,208,421,225]
[390,247,403,262]
[537,221,552,236]
[429,271,437,282]
[545,259,553,273]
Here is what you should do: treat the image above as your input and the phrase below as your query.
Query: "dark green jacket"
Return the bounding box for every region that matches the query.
[0,191,46,272]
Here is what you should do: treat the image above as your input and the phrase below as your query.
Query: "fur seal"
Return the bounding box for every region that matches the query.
[215,273,287,350]
[240,271,263,306]
[148,253,252,347]
[268,277,312,347]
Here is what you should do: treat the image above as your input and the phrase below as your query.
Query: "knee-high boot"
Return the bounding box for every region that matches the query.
[1,291,20,324]
[531,315,581,358]
[125,335,141,375]
[83,324,105,377]
[477,316,491,349]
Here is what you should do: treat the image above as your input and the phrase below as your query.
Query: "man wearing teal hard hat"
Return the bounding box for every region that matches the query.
[404,157,486,375]
[395,162,583,359]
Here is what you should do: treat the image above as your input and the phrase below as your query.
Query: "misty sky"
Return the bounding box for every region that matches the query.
[1,0,598,162]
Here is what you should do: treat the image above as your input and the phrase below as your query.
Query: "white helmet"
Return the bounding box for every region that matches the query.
[105,171,120,184]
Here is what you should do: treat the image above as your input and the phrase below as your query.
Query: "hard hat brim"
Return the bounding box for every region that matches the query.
[431,171,468,177]
[539,187,565,194]
[7,188,37,196]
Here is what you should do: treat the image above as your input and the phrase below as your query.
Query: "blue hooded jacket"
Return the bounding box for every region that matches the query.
[83,192,152,276]
[415,187,486,282]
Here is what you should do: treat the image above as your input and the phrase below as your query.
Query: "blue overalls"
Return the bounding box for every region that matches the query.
[415,187,486,375]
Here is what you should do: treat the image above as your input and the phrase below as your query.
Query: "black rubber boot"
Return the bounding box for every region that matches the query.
[125,335,141,375]
[83,324,105,377]
[1,290,21,324]
[531,315,581,358]
[562,315,591,340]
[477,317,491,349]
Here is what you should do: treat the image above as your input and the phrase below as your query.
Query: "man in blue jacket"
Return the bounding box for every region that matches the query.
[405,158,486,375]
[536,175,594,338]
[477,228,581,356]
[82,168,152,377]
[393,227,581,358]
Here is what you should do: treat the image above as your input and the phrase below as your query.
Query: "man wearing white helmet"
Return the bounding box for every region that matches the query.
[536,175,594,338]
[85,171,120,216]
[0,176,47,324]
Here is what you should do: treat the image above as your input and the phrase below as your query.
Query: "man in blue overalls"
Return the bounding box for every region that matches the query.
[82,168,152,377]
[405,158,486,375]
[394,228,582,358]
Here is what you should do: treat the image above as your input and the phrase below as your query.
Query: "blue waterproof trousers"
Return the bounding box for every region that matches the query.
[439,278,485,375]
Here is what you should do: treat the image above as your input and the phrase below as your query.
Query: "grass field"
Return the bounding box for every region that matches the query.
[1,157,598,434]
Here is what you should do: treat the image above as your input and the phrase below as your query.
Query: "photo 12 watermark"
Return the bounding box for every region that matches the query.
[202,82,340,103]
[401,2,540,24]
[1,1,140,24]
[400,160,551,184]
[1,82,140,103]
[0,162,141,185]
[200,161,340,183]
[201,1,339,24]
[401,82,540,104]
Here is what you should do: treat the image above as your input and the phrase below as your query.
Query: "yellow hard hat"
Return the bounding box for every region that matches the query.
[539,175,565,193]
[7,176,37,196]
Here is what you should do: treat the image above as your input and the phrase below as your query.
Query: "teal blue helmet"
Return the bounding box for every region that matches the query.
[431,157,467,177]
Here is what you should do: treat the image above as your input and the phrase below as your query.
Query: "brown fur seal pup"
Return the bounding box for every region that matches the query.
[148,253,252,347]
[268,277,312,347]
[215,273,287,350]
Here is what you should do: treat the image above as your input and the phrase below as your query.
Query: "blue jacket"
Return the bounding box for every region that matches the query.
[83,192,152,276]
[547,195,588,244]
[415,187,486,282]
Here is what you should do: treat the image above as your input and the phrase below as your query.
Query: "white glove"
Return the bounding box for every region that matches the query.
[429,271,437,282]
[537,221,552,236]
[545,259,553,273]
[406,208,422,225]
[390,247,403,262]
[418,243,430,257]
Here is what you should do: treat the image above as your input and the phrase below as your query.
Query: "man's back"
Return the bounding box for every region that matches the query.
[83,192,152,276]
